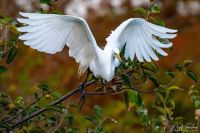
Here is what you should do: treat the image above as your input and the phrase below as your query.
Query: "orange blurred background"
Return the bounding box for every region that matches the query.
[0,0,200,132]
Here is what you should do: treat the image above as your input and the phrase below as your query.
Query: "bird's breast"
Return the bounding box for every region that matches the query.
[89,49,114,82]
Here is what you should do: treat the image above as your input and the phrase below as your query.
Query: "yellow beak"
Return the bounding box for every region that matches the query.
[115,53,122,62]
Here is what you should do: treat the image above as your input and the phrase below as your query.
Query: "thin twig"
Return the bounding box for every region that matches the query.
[7,76,172,129]
[131,87,157,93]
[10,80,95,129]
[51,114,64,132]
[95,114,109,132]
[85,90,125,95]
[160,78,177,89]
[0,83,65,125]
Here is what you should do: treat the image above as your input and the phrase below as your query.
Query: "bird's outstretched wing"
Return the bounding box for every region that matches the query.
[106,18,177,62]
[17,12,99,73]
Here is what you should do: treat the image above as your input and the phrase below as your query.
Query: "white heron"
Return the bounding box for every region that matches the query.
[17,12,177,82]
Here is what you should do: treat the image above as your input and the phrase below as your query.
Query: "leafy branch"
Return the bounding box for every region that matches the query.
[0,1,199,132]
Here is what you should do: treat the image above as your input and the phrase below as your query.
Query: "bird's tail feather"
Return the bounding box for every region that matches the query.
[78,65,88,76]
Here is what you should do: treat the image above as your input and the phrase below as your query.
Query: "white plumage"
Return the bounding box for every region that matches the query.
[17,12,177,82]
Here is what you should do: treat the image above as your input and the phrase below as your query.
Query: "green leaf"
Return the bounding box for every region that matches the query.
[0,123,10,129]
[140,70,147,81]
[38,83,49,91]
[6,47,17,64]
[134,7,147,16]
[186,70,198,83]
[50,10,63,15]
[40,0,51,5]
[129,90,143,107]
[188,88,198,96]
[159,38,170,44]
[0,18,12,24]
[0,98,9,106]
[191,95,198,102]
[27,107,38,114]
[169,46,174,51]
[9,25,18,35]
[30,127,45,133]
[121,74,132,87]
[156,92,165,106]
[51,91,62,99]
[153,106,165,115]
[0,66,7,74]
[47,116,57,125]
[167,86,181,92]
[183,60,194,67]
[0,93,8,97]
[175,64,184,72]
[85,115,98,125]
[120,43,126,58]
[149,62,158,72]
[142,62,158,73]
[46,106,62,112]
[137,108,148,125]
[165,71,176,78]
[169,99,175,109]
[94,105,102,118]
[149,17,165,26]
[124,91,129,110]
[65,112,74,127]
[149,76,159,87]
[195,100,200,109]
[149,4,160,13]
[14,96,24,105]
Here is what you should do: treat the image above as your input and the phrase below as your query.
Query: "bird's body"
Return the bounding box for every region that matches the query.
[89,45,115,82]
[17,12,177,82]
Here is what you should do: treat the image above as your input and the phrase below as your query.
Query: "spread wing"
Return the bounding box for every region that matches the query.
[17,12,100,73]
[106,18,177,62]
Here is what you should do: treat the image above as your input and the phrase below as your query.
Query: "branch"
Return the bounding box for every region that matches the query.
[10,80,95,129]
[7,77,173,129]
[84,87,156,96]
[85,90,125,95]
[1,83,64,125]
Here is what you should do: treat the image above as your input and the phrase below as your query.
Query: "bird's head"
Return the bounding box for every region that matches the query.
[113,48,122,62]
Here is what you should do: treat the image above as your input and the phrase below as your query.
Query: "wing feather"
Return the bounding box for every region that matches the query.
[146,22,177,33]
[17,18,41,25]
[138,30,151,62]
[145,26,177,39]
[142,28,168,56]
[19,12,55,19]
[135,36,144,62]
[17,12,100,73]
[140,30,159,61]
[106,18,177,62]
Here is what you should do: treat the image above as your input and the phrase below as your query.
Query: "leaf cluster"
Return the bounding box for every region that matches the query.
[0,2,199,133]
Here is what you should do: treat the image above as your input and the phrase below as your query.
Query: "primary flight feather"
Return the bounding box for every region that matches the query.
[17,12,177,82]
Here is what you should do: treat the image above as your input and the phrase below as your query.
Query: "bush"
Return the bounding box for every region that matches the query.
[0,1,199,133]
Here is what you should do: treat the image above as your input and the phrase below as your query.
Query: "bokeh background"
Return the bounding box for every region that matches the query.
[1,0,200,132]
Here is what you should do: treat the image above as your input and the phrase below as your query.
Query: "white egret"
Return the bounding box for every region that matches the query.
[17,12,177,82]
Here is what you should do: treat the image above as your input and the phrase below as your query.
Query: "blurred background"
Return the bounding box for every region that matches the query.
[0,0,200,132]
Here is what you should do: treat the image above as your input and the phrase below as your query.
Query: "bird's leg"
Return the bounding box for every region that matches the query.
[78,83,86,110]
[79,69,92,92]
[78,69,91,110]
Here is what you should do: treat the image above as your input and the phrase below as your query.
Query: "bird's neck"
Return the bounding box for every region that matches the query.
[104,44,113,50]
